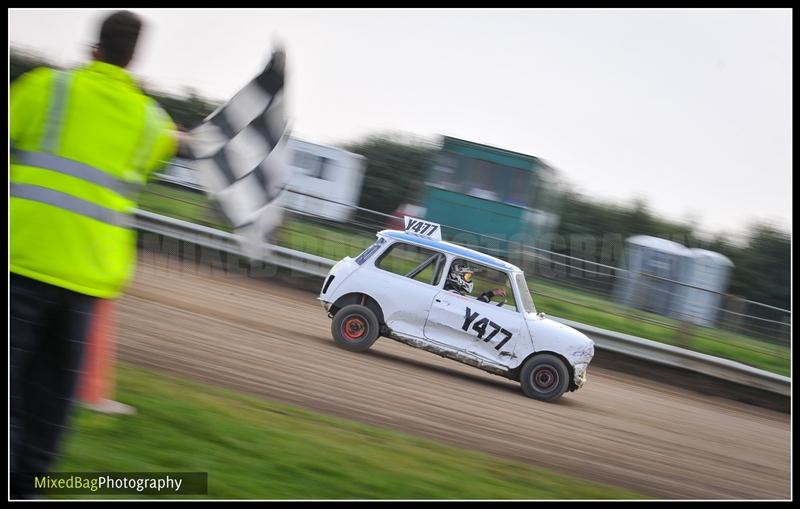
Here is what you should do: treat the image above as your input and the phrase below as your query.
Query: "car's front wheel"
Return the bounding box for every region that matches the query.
[331,304,380,352]
[519,354,570,402]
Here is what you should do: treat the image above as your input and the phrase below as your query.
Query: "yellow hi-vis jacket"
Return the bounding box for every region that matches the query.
[10,61,177,298]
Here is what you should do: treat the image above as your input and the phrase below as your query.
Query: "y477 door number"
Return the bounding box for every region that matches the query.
[462,307,513,350]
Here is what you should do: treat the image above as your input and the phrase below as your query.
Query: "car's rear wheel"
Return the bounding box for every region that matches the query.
[331,304,380,352]
[519,354,570,402]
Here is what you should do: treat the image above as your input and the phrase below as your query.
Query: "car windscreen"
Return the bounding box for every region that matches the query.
[355,237,386,265]
[515,272,536,314]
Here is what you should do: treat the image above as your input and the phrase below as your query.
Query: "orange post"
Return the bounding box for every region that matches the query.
[78,299,116,405]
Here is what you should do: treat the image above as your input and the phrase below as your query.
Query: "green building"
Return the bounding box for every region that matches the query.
[422,136,559,255]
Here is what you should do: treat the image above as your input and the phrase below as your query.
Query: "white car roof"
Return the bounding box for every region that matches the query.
[377,230,521,273]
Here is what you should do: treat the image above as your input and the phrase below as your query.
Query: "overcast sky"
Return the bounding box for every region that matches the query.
[9,8,792,238]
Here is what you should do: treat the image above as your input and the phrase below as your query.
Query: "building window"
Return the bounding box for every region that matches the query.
[292,150,331,180]
[429,154,458,190]
[504,168,531,207]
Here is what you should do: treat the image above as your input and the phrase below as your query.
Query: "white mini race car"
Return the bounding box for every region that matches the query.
[318,217,594,402]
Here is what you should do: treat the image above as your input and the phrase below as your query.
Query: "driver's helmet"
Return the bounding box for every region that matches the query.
[447,262,474,295]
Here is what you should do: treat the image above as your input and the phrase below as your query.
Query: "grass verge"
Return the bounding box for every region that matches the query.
[54,363,645,500]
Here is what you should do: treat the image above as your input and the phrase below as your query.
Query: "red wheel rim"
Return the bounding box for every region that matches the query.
[532,366,558,390]
[342,316,367,341]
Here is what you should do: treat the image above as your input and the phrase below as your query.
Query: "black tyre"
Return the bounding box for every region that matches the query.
[519,354,570,402]
[331,304,380,352]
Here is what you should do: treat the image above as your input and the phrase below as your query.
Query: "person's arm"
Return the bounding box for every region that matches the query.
[174,126,192,158]
[478,288,506,303]
[141,101,179,180]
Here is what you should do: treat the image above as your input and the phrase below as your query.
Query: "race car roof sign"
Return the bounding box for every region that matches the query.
[404,216,442,241]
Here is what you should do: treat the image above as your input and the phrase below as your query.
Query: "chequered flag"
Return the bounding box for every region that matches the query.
[188,49,290,234]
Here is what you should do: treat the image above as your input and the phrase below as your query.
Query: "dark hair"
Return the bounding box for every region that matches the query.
[97,10,142,67]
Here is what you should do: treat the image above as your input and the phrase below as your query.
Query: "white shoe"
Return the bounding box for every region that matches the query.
[82,399,137,416]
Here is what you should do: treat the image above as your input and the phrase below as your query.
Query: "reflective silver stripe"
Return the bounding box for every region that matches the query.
[41,71,72,153]
[13,149,142,197]
[11,183,131,228]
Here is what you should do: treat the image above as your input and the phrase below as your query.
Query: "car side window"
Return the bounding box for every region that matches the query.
[449,258,518,311]
[376,243,445,286]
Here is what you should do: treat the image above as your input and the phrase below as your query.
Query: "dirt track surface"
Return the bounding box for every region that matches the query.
[115,256,791,499]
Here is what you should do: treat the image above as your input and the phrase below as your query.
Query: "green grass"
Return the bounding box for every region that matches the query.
[528,280,790,376]
[138,182,231,231]
[136,186,790,376]
[279,218,375,261]
[53,364,644,500]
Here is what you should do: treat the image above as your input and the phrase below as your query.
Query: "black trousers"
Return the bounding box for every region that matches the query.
[10,273,97,498]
